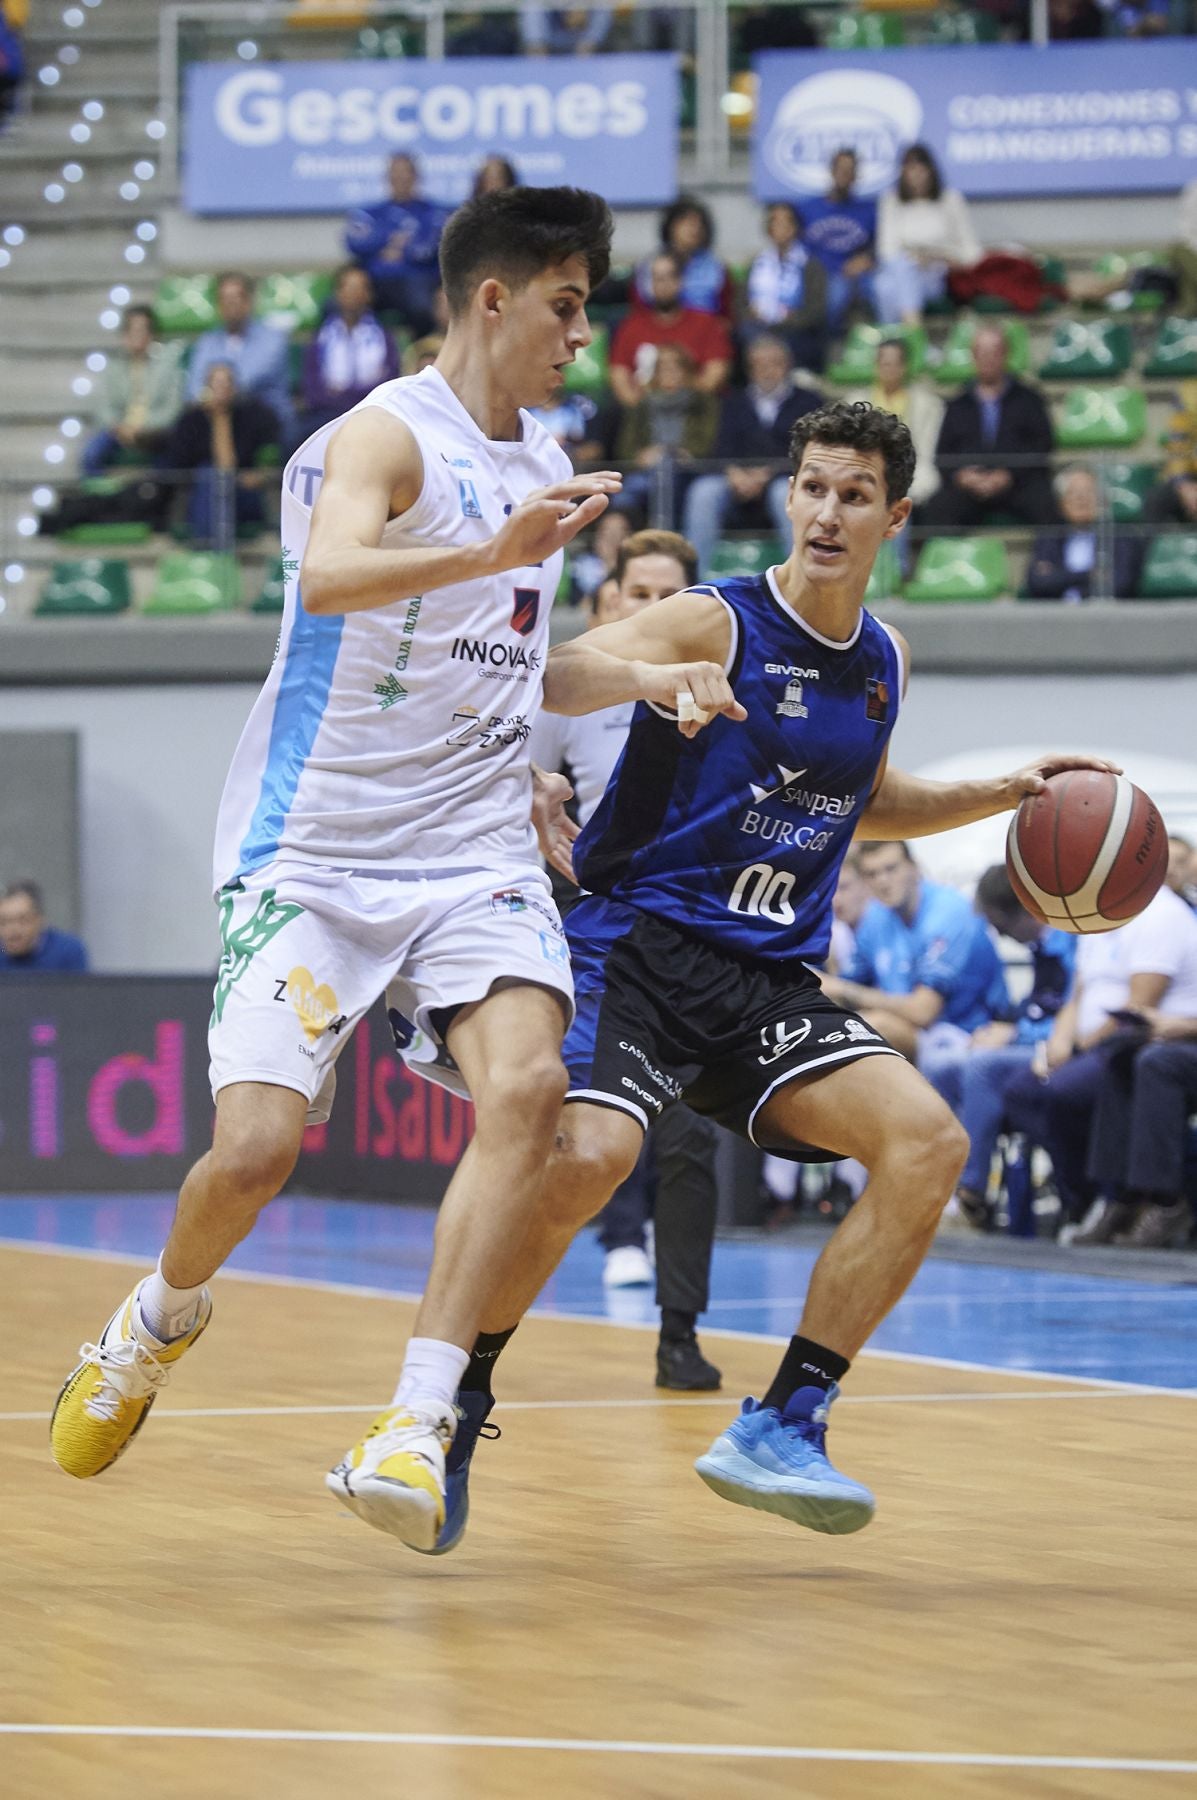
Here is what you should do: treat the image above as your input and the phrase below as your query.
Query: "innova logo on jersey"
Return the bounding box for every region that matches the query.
[763,70,923,197]
[451,636,542,680]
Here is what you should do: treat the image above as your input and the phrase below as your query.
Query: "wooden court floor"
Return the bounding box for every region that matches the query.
[2,1243,1195,1799]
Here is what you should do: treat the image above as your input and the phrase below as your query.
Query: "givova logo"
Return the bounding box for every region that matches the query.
[764,70,923,197]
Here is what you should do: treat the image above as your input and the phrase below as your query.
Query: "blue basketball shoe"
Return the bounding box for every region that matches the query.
[421,1389,500,1557]
[694,1384,874,1535]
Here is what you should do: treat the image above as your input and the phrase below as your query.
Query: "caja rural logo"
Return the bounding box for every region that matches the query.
[764,70,923,197]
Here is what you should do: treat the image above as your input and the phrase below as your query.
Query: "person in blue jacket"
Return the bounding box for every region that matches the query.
[0,880,89,972]
[344,152,449,334]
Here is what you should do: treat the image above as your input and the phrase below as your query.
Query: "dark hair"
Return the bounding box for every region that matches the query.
[215,270,254,298]
[660,194,713,254]
[334,261,373,293]
[439,186,612,315]
[831,146,857,170]
[472,154,518,198]
[614,528,698,592]
[122,303,157,333]
[788,400,917,503]
[766,200,803,233]
[3,879,45,912]
[877,336,908,363]
[898,143,943,202]
[857,840,914,865]
[975,864,1020,918]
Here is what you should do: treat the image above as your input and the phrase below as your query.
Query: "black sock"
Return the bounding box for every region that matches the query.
[461,1326,517,1397]
[762,1335,850,1411]
[659,1308,697,1343]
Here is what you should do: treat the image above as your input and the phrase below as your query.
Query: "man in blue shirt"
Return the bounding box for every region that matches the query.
[824,839,1009,1064]
[927,864,1075,1229]
[186,271,292,440]
[344,152,449,334]
[0,879,88,972]
[799,148,878,332]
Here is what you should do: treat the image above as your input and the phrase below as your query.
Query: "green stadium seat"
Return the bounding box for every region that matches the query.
[256,271,333,334]
[252,555,286,613]
[1038,319,1132,380]
[36,558,131,616]
[1093,251,1168,313]
[707,537,783,579]
[154,274,217,335]
[1055,385,1147,450]
[144,552,241,616]
[936,317,1030,384]
[824,14,904,48]
[827,322,927,385]
[1137,533,1197,599]
[60,520,153,545]
[904,536,1009,602]
[864,539,903,605]
[563,323,609,398]
[927,8,999,42]
[354,22,418,57]
[1103,460,1157,523]
[1143,316,1197,380]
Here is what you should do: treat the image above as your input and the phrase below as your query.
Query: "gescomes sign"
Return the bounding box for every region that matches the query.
[184,53,678,213]
[754,42,1197,200]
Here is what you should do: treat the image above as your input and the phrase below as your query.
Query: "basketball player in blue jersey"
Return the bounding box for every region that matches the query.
[441,400,1116,1544]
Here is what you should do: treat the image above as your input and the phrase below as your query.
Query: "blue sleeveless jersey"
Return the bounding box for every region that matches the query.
[573,570,903,966]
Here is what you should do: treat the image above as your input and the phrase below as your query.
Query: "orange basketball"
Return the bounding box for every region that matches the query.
[1005,770,1167,934]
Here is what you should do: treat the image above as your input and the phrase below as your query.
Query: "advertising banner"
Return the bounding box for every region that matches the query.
[0,978,472,1199]
[184,53,678,214]
[754,42,1197,200]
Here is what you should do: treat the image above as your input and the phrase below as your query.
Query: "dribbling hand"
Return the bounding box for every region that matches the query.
[998,752,1122,807]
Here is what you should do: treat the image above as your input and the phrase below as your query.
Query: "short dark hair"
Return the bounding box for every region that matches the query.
[122,303,157,333]
[3,879,45,912]
[766,200,803,232]
[439,186,612,315]
[788,400,917,503]
[215,270,254,298]
[976,864,1019,918]
[877,336,908,363]
[857,840,914,865]
[333,261,374,301]
[660,194,714,252]
[614,528,698,592]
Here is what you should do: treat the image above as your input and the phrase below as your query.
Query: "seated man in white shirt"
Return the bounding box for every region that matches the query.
[530,529,725,1391]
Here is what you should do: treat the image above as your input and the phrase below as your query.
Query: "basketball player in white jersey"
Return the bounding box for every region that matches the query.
[50,186,723,1554]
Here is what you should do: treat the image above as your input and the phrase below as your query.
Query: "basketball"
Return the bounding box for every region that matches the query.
[1005,770,1168,934]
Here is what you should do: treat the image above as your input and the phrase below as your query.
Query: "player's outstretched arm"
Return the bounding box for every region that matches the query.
[859,752,1122,839]
[301,411,618,616]
[543,590,748,737]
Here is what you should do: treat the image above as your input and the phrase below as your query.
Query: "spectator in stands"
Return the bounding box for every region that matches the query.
[471,153,518,198]
[0,880,88,972]
[922,324,1058,530]
[1104,0,1169,34]
[1004,878,1197,1239]
[1144,380,1197,528]
[615,342,718,521]
[824,840,1010,1070]
[82,305,185,476]
[169,362,280,547]
[532,387,619,473]
[847,337,942,508]
[742,202,829,373]
[571,506,632,605]
[801,148,878,333]
[1048,0,1104,36]
[933,865,1076,1231]
[186,272,292,440]
[402,334,443,377]
[521,6,613,53]
[829,848,874,976]
[682,332,821,576]
[1168,181,1197,316]
[875,144,981,325]
[635,196,734,319]
[1085,1012,1197,1247]
[297,265,398,443]
[0,1,25,128]
[609,251,733,408]
[1167,834,1197,909]
[1023,464,1141,601]
[344,152,448,334]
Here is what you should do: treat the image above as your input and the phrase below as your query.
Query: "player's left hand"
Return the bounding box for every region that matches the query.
[527,472,623,506]
[997,753,1122,807]
[531,764,579,884]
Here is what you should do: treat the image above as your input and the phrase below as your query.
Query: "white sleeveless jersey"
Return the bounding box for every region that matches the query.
[212,367,573,889]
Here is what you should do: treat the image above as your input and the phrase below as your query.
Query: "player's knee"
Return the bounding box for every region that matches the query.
[209,1124,299,1207]
[473,1055,568,1138]
[546,1115,639,1224]
[888,1104,968,1205]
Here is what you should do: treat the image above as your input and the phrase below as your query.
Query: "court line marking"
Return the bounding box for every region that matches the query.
[4,1386,1167,1425]
[0,1724,1193,1771]
[3,1234,1195,1399]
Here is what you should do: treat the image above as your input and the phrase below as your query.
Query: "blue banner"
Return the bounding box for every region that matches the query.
[184,54,678,214]
[754,42,1197,200]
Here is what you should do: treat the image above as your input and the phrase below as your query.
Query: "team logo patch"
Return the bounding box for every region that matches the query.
[459,478,482,519]
[511,586,541,637]
[865,676,890,723]
[284,966,346,1042]
[490,888,528,916]
[538,930,569,968]
[776,676,808,720]
[757,1017,812,1065]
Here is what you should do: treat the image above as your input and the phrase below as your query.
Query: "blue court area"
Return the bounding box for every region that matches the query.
[3,1194,1196,1390]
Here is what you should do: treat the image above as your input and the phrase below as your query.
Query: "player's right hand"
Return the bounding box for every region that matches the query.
[489,475,621,573]
[639,661,748,739]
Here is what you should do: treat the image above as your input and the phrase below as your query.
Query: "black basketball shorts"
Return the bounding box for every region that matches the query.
[561,894,902,1160]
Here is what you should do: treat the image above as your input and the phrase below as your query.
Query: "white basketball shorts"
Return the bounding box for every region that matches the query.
[207,862,573,1122]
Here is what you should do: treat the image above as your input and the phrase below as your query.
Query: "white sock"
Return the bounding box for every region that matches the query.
[392,1337,471,1415]
[135,1257,206,1344]
[837,1158,869,1202]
